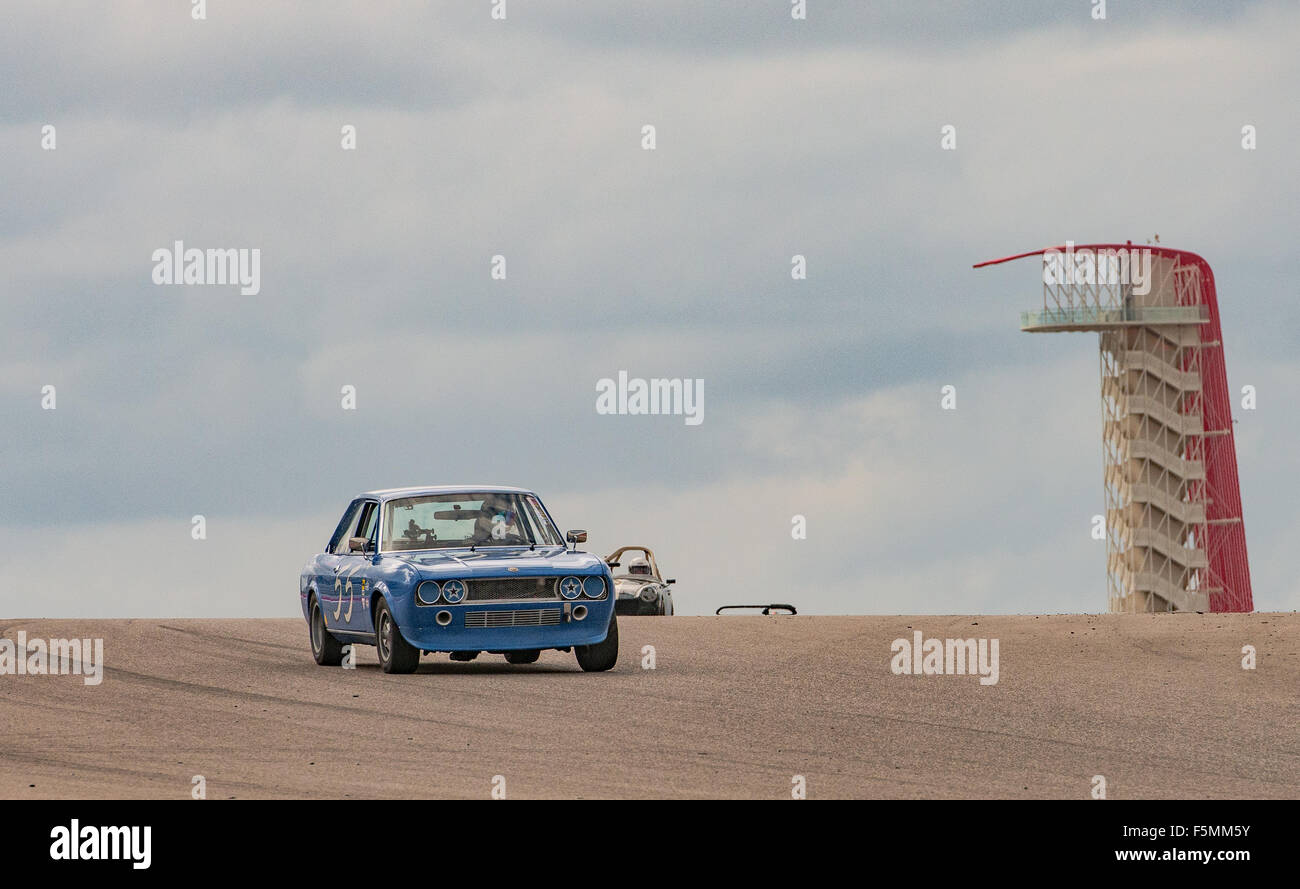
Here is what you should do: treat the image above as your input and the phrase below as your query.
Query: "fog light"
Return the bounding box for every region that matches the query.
[572,605,588,622]
[435,610,453,627]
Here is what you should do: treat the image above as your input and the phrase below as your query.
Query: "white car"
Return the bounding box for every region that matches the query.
[606,546,676,616]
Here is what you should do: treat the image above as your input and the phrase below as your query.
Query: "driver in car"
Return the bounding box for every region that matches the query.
[473,497,520,543]
[628,557,651,577]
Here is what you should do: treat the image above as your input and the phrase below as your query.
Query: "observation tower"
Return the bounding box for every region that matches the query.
[976,243,1252,613]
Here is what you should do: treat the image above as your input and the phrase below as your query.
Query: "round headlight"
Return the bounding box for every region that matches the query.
[640,584,660,603]
[416,581,441,606]
[582,576,605,598]
[441,579,467,604]
[558,576,583,600]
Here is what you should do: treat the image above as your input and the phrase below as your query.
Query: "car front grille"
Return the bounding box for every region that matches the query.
[464,608,563,629]
[466,577,558,602]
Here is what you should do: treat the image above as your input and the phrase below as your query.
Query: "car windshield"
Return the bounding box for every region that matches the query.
[382,492,563,552]
[614,551,655,580]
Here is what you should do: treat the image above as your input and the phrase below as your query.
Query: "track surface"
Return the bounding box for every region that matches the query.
[2,614,1296,799]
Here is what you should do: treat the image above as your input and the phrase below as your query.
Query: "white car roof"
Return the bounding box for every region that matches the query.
[361,485,535,500]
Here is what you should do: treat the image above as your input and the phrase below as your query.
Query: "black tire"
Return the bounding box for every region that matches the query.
[310,596,345,666]
[575,613,618,672]
[375,599,420,674]
[504,649,540,665]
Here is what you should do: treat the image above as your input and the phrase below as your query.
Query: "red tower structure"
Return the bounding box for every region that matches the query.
[977,243,1252,613]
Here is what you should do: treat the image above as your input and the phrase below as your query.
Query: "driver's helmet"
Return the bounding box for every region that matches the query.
[628,557,651,576]
[480,496,510,519]
[474,496,503,534]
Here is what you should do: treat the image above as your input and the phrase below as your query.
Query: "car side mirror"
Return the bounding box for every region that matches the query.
[566,529,587,545]
[607,560,620,568]
[666,578,676,585]
[348,536,371,553]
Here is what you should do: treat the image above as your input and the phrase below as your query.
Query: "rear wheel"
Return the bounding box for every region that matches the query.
[575,613,618,672]
[504,649,540,665]
[310,596,344,666]
[375,599,419,674]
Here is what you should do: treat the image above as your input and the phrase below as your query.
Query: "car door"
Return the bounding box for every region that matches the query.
[334,500,379,633]
[319,500,362,625]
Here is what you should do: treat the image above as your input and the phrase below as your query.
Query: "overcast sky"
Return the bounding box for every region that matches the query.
[2,1,1297,617]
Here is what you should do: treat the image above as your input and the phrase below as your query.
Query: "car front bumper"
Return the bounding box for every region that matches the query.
[614,597,664,616]
[393,596,615,652]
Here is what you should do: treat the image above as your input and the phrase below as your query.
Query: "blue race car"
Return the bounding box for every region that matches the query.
[299,486,618,673]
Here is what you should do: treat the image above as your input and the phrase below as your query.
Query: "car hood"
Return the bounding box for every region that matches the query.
[393,546,607,580]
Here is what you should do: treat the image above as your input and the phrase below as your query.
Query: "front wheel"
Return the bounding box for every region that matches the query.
[310,596,344,666]
[575,613,618,672]
[375,599,420,674]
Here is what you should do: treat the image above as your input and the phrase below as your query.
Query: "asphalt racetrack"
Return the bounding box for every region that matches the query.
[2,614,1296,799]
